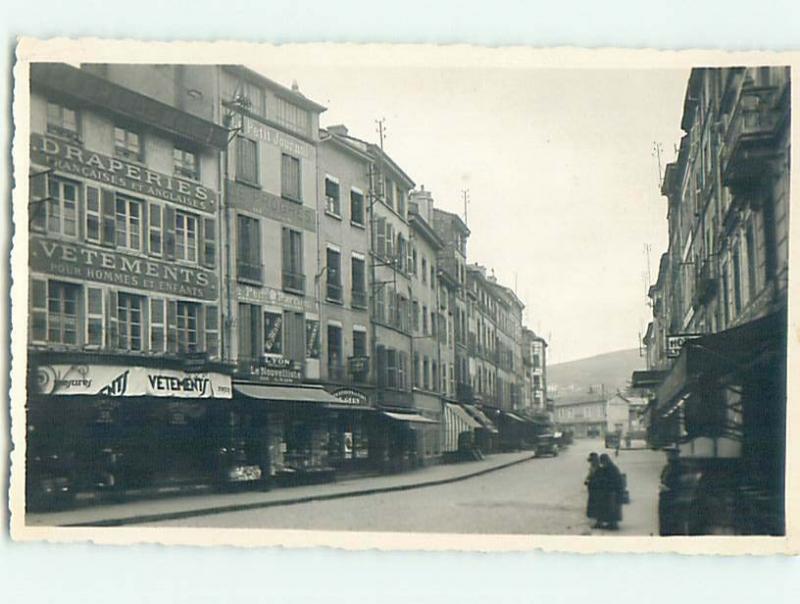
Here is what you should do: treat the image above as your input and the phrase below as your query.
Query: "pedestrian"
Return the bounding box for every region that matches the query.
[593,453,624,530]
[584,452,601,523]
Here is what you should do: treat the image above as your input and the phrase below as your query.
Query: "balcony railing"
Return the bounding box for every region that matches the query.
[237,260,263,285]
[693,257,719,309]
[351,289,367,309]
[326,282,343,304]
[722,84,783,187]
[281,270,305,294]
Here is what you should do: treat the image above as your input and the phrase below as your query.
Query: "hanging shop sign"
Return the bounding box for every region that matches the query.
[30,133,217,213]
[35,364,233,399]
[666,333,702,358]
[29,236,218,300]
[332,388,370,407]
[305,319,321,359]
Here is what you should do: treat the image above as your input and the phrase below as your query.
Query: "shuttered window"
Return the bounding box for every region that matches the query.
[85,186,101,243]
[281,153,301,201]
[236,136,258,184]
[148,203,163,256]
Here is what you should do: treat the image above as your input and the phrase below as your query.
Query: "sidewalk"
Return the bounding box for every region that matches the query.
[26,451,536,527]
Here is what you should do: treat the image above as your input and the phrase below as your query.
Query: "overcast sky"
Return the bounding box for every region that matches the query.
[257,63,689,364]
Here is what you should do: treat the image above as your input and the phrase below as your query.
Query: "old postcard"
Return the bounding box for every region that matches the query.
[9,39,799,554]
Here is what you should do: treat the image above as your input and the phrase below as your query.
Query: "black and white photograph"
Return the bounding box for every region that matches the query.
[8,40,796,553]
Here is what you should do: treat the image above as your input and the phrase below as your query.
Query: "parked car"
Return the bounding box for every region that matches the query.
[535,434,559,457]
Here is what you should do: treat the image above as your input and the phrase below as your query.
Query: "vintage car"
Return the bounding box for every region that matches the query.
[535,434,559,457]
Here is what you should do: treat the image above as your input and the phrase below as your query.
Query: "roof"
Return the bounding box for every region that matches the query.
[433,208,471,237]
[409,210,444,249]
[319,129,372,162]
[225,65,327,113]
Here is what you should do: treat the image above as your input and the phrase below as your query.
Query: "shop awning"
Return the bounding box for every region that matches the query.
[234,383,341,404]
[462,404,499,433]
[655,310,786,419]
[502,412,528,424]
[445,404,482,429]
[382,411,439,424]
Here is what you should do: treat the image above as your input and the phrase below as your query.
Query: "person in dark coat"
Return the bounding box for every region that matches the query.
[593,453,624,529]
[585,452,601,522]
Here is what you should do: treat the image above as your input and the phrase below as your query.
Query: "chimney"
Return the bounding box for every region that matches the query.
[328,124,349,137]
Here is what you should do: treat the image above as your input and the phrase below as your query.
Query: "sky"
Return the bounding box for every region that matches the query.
[257,63,689,364]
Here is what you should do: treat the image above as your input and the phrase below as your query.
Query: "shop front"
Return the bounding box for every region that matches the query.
[325,387,378,475]
[652,311,786,535]
[26,355,235,510]
[372,409,439,474]
[442,403,482,462]
[462,403,499,453]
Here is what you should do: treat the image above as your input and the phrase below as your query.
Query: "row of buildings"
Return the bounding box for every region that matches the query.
[553,388,647,441]
[635,66,789,534]
[25,62,549,499]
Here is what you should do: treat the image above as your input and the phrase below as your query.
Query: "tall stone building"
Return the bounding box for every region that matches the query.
[638,66,789,535]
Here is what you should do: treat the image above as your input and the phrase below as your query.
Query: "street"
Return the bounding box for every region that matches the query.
[149,439,665,535]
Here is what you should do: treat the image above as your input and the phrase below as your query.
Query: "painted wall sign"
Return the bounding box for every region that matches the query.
[36,364,232,399]
[30,236,218,300]
[236,284,313,311]
[30,133,217,213]
[666,333,702,358]
[229,181,316,232]
[242,117,312,159]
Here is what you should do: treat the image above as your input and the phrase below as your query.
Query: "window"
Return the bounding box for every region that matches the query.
[412,301,420,331]
[281,228,304,293]
[85,287,104,348]
[423,357,430,390]
[351,255,367,308]
[114,126,142,161]
[350,189,365,226]
[148,203,163,256]
[732,246,742,315]
[237,214,262,284]
[206,305,219,358]
[242,81,265,116]
[413,353,421,388]
[281,153,301,201]
[327,324,343,377]
[45,177,79,237]
[46,102,78,140]
[176,301,200,353]
[175,211,198,262]
[115,195,143,251]
[46,281,80,345]
[422,305,428,335]
[421,257,427,283]
[384,177,394,209]
[746,222,758,301]
[283,311,305,364]
[397,189,406,217]
[150,298,166,353]
[430,265,435,288]
[763,196,778,278]
[396,235,406,272]
[236,136,258,184]
[352,328,368,382]
[412,249,418,275]
[274,97,310,137]
[325,177,341,216]
[77,186,100,243]
[174,147,199,180]
[238,303,262,363]
[263,311,283,355]
[117,293,144,351]
[326,247,342,303]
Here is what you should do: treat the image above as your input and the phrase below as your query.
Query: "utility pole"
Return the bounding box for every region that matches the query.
[462,188,469,226]
[375,118,387,150]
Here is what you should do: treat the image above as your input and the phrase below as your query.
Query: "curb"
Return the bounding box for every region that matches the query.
[63,454,538,527]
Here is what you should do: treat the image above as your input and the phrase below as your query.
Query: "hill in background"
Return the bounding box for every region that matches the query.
[548,348,645,400]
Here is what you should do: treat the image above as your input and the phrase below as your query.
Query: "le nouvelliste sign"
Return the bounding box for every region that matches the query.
[30,133,218,214]
[30,236,218,300]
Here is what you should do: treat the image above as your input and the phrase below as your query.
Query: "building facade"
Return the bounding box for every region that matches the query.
[639,66,789,535]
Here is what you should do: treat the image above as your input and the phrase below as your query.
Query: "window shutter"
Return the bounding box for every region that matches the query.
[107,290,118,349]
[202,217,216,268]
[197,303,206,353]
[281,227,291,274]
[376,217,386,257]
[30,278,48,343]
[101,189,116,246]
[29,171,48,232]
[164,207,176,260]
[166,300,178,353]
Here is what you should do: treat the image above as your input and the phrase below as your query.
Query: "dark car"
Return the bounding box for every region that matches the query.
[535,434,559,457]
